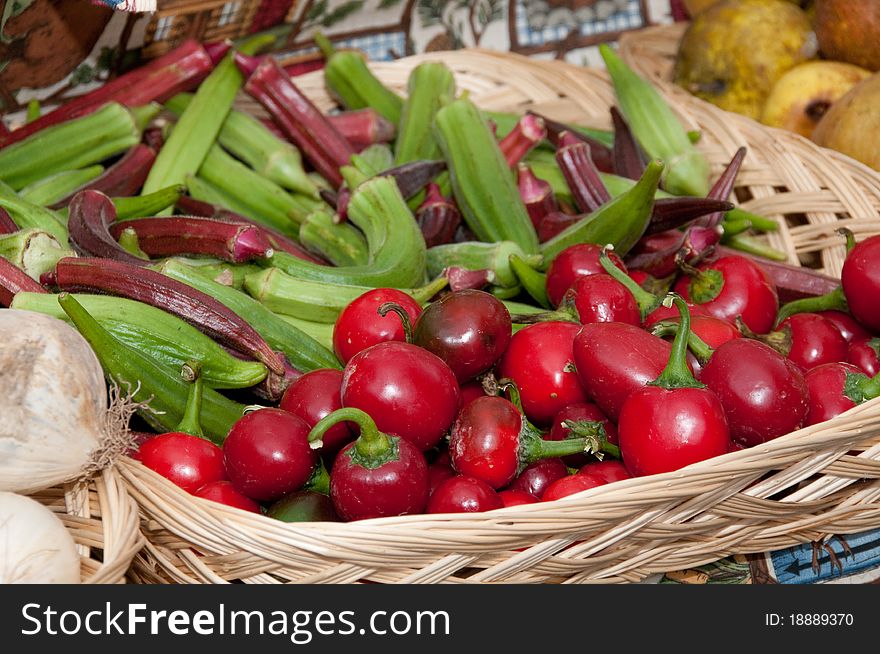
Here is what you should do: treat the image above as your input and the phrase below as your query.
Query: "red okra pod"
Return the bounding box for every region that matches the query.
[498,114,546,167]
[517,164,558,230]
[0,208,17,234]
[416,183,461,247]
[610,107,648,181]
[47,256,287,375]
[646,198,735,235]
[327,108,396,150]
[538,211,585,243]
[0,40,214,149]
[699,146,747,229]
[382,159,447,200]
[0,256,46,307]
[67,190,151,266]
[50,144,157,209]
[556,140,612,212]
[236,53,354,188]
[174,195,327,265]
[444,266,495,292]
[534,112,614,173]
[108,216,274,263]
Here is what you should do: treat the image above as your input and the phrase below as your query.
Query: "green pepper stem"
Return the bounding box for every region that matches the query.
[307,408,395,468]
[377,301,414,343]
[174,362,204,438]
[651,320,715,364]
[560,419,621,459]
[507,303,579,325]
[497,378,526,414]
[649,295,705,389]
[775,286,847,326]
[844,369,880,404]
[411,276,449,305]
[837,227,856,254]
[599,247,661,320]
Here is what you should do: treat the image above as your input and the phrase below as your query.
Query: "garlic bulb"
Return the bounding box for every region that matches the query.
[0,491,81,583]
[0,309,108,494]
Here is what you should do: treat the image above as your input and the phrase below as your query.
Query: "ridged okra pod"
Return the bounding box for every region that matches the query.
[57,293,247,444]
[298,209,369,267]
[262,175,427,289]
[12,292,269,390]
[164,93,318,198]
[0,103,144,191]
[0,180,68,243]
[155,258,342,372]
[599,44,709,197]
[395,62,456,165]
[244,267,447,324]
[426,241,541,290]
[20,166,105,206]
[540,160,663,263]
[434,97,539,254]
[317,33,404,125]
[141,34,274,208]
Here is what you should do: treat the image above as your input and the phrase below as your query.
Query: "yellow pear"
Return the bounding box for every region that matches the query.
[683,0,802,16]
[674,0,817,120]
[761,61,871,138]
[812,72,880,171]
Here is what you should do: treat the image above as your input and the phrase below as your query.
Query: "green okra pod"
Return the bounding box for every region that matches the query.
[155,258,342,371]
[298,209,369,267]
[164,92,318,198]
[0,180,69,243]
[0,103,144,191]
[434,97,540,255]
[316,32,404,125]
[243,267,447,324]
[540,160,664,263]
[141,34,274,210]
[19,165,105,206]
[12,291,268,390]
[262,175,427,289]
[57,293,248,444]
[426,240,540,290]
[395,62,456,165]
[599,44,710,198]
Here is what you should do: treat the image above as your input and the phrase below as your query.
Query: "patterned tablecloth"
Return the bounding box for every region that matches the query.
[5,0,879,584]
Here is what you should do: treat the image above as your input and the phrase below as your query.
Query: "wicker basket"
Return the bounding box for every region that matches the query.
[122,48,880,584]
[29,466,144,584]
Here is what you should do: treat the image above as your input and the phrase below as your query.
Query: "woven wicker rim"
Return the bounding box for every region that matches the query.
[124,48,880,584]
[30,466,144,584]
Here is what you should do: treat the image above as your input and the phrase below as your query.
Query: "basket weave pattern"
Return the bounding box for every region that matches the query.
[32,467,143,584]
[123,49,880,584]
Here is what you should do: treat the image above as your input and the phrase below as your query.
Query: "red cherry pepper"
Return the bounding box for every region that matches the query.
[279,368,354,460]
[777,313,849,372]
[804,362,880,426]
[674,254,779,334]
[848,338,880,377]
[448,393,617,489]
[427,475,504,514]
[497,321,588,425]
[505,458,569,499]
[194,480,262,513]
[545,243,627,308]
[341,341,460,451]
[618,296,731,477]
[332,288,422,364]
[411,289,512,383]
[698,338,809,447]
[546,402,618,467]
[576,460,631,483]
[499,490,540,507]
[138,364,227,494]
[573,321,676,421]
[817,310,872,344]
[841,234,880,332]
[309,407,429,521]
